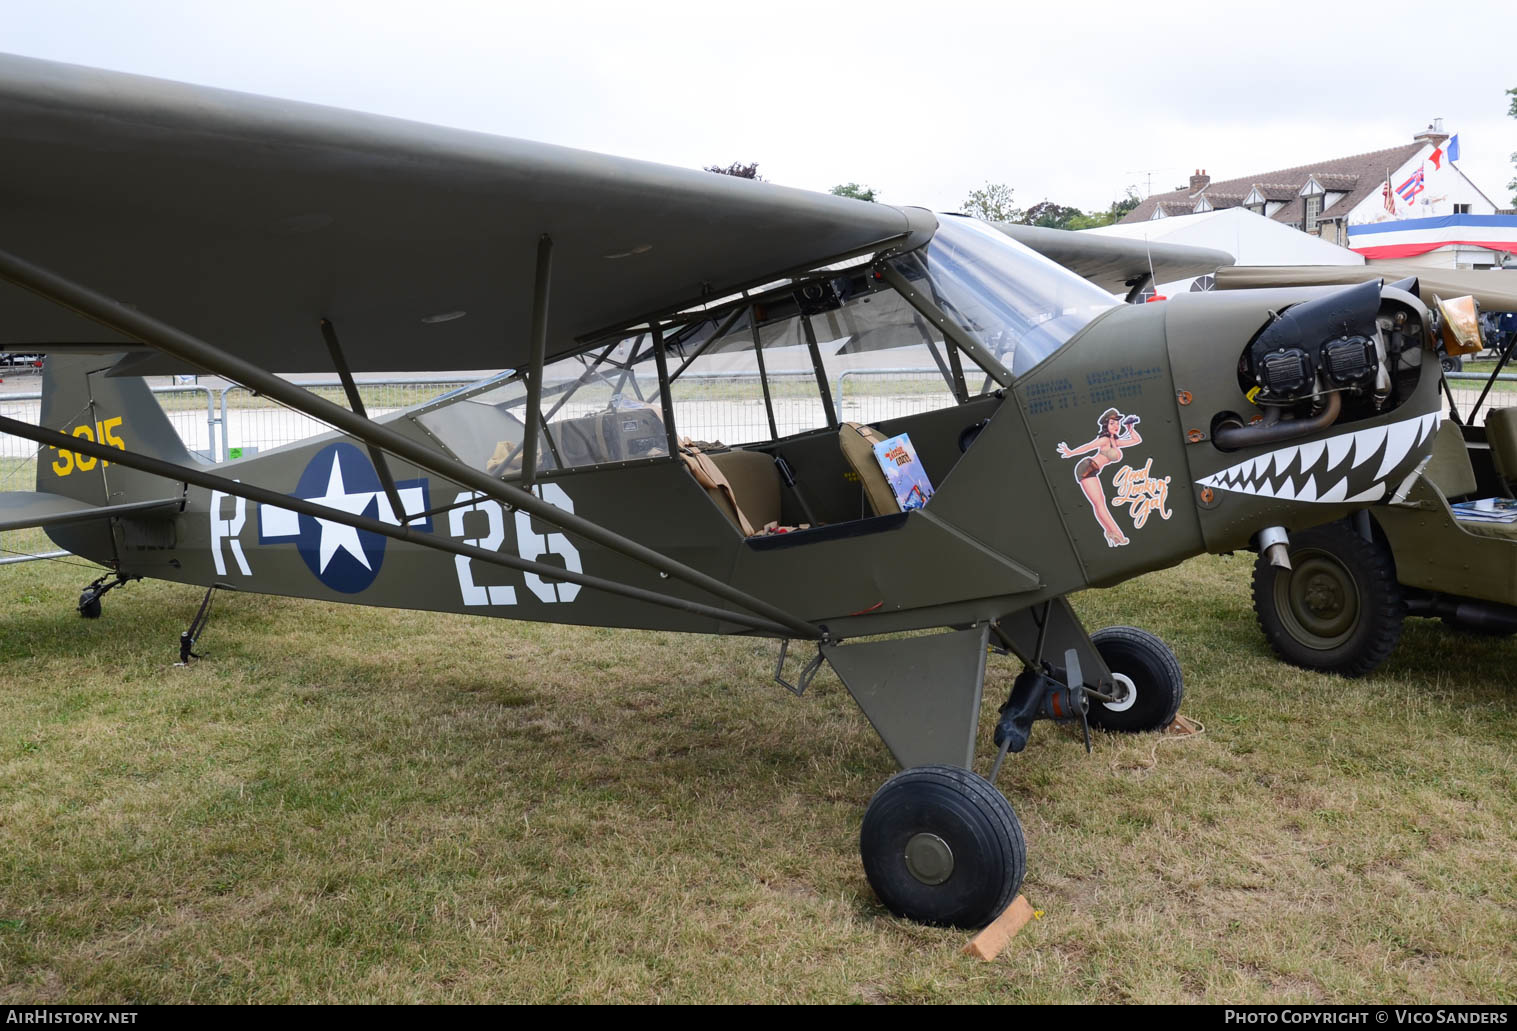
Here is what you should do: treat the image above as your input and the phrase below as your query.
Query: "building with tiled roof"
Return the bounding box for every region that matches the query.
[1119,123,1511,268]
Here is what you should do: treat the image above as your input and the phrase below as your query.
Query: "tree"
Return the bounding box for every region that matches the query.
[705,161,763,180]
[1020,200,1086,229]
[1064,189,1142,230]
[830,182,878,202]
[960,182,1022,223]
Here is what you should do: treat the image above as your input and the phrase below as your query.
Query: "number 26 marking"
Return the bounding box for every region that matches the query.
[450,483,582,606]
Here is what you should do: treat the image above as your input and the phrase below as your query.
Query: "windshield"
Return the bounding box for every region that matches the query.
[888,214,1116,377]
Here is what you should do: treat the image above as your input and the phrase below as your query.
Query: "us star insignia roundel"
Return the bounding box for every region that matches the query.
[258,442,431,593]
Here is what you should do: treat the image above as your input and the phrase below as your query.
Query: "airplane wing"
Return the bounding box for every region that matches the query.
[1214,265,1517,314]
[0,491,182,533]
[0,54,929,374]
[993,222,1235,294]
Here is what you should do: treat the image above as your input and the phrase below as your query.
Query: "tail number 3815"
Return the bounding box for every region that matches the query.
[50,417,125,476]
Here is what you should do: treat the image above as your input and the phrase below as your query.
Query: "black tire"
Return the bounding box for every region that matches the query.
[78,591,101,619]
[859,765,1025,929]
[1251,521,1403,677]
[1088,626,1184,733]
[1440,353,1463,373]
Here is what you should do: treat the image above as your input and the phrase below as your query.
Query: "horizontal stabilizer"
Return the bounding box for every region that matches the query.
[0,491,182,532]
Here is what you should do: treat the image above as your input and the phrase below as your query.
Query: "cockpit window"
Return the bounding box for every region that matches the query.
[411,227,1058,478]
[887,214,1116,382]
[413,335,670,479]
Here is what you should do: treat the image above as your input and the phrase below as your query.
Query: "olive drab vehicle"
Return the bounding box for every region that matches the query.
[0,55,1448,929]
[1214,265,1517,678]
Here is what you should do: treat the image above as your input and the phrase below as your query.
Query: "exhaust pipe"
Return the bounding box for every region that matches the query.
[1214,390,1342,450]
[1256,525,1291,570]
[1406,595,1517,634]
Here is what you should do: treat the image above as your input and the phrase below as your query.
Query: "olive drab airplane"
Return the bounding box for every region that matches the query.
[0,54,1450,929]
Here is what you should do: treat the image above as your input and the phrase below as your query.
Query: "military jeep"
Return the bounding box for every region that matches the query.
[1214,264,1517,677]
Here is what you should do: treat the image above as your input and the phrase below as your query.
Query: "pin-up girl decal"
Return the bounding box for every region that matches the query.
[1056,407,1142,547]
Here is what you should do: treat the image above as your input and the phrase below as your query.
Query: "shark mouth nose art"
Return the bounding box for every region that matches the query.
[1196,412,1438,504]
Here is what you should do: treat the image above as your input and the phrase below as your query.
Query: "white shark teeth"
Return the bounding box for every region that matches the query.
[1326,432,1355,469]
[1350,424,1384,469]
[1415,412,1438,446]
[1318,478,1348,503]
[1373,417,1421,481]
[1298,439,1325,471]
[1195,412,1437,504]
[1273,444,1299,476]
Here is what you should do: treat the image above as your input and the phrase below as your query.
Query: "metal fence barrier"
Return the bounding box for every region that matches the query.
[9,367,1517,564]
[1443,371,1517,422]
[0,368,962,564]
[220,378,473,461]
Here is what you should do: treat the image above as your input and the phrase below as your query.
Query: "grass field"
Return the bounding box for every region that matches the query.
[1,552,1513,1003]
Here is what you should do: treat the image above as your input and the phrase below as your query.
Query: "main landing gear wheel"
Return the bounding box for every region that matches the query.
[859,765,1025,929]
[1440,353,1463,374]
[1088,626,1184,733]
[1251,521,1403,678]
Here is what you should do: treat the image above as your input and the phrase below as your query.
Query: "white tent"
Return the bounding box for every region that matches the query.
[1082,207,1363,295]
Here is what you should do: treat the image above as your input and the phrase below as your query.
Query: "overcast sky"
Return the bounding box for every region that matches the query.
[4,0,1515,214]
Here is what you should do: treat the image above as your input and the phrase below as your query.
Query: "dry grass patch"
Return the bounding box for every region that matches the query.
[0,552,1513,1003]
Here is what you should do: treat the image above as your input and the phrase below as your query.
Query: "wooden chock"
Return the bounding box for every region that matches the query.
[962,894,1036,961]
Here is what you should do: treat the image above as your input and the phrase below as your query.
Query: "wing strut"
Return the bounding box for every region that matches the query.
[319,317,408,524]
[521,233,551,488]
[0,412,804,638]
[0,245,820,641]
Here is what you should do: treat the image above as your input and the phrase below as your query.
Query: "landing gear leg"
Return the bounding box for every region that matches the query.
[176,584,221,666]
[986,598,1112,772]
[77,572,139,619]
[988,599,1183,747]
[821,624,1025,928]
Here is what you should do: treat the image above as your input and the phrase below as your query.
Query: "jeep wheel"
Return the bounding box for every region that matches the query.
[1251,521,1403,677]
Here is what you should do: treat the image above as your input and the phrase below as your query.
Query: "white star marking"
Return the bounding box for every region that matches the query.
[306,452,378,573]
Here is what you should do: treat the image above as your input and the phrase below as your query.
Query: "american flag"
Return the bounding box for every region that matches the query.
[1395,167,1425,203]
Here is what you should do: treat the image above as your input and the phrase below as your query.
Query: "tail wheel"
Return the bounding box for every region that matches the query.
[1251,521,1403,677]
[860,765,1025,929]
[1088,626,1184,733]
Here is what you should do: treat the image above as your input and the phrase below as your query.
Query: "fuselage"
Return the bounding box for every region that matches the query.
[38,221,1441,640]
